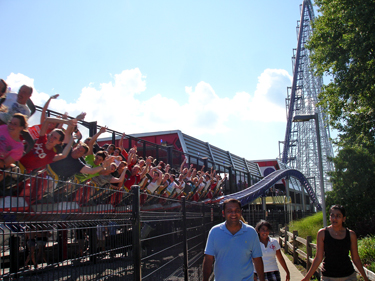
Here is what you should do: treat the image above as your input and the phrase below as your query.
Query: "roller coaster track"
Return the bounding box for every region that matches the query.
[218,169,321,210]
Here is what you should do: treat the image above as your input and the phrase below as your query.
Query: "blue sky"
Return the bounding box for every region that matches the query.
[2,0,312,160]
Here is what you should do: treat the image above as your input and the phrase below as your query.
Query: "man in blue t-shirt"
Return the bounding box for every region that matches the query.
[203,198,265,281]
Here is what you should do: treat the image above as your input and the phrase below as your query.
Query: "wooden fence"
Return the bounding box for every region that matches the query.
[278,225,375,280]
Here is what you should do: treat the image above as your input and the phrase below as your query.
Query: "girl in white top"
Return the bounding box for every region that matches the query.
[254,220,290,281]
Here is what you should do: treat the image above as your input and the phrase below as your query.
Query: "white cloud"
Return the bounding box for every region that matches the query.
[5,68,291,159]
[245,69,292,122]
[5,73,35,93]
[255,68,292,105]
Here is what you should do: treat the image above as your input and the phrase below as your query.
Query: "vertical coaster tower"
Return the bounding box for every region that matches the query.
[281,0,334,202]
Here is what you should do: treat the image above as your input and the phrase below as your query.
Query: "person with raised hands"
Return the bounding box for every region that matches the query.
[145,167,163,194]
[18,117,76,173]
[118,132,129,159]
[123,157,152,192]
[90,158,128,188]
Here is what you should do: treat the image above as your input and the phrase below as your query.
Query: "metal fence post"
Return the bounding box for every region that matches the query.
[128,136,132,151]
[182,197,188,281]
[88,121,97,137]
[228,167,233,194]
[62,225,68,260]
[58,226,63,262]
[167,146,173,168]
[142,141,146,159]
[111,131,116,144]
[9,235,20,275]
[89,227,97,263]
[201,204,206,247]
[132,185,141,281]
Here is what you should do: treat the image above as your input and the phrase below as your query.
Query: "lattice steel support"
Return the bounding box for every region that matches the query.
[281,0,334,204]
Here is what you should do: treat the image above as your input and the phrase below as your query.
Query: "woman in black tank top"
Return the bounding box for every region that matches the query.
[302,205,369,281]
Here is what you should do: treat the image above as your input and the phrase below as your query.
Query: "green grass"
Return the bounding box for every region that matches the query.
[288,212,323,243]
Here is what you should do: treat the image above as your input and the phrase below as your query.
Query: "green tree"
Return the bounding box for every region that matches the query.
[325,146,375,236]
[308,0,375,150]
[308,0,375,236]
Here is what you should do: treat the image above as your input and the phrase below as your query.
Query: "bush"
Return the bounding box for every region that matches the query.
[357,235,375,272]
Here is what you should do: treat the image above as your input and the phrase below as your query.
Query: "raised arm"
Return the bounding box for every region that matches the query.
[87,126,107,156]
[82,155,114,175]
[186,164,194,177]
[40,117,76,137]
[119,133,125,149]
[191,168,197,179]
[127,146,137,162]
[80,164,104,175]
[210,167,215,177]
[40,94,59,124]
[139,158,152,179]
[180,158,187,173]
[127,151,135,165]
[63,118,77,144]
[155,168,163,185]
[203,178,212,192]
[53,133,74,162]
[57,112,68,129]
[110,165,128,184]
[148,166,157,176]
[200,165,205,172]
[75,112,86,121]
[119,133,129,156]
[217,174,227,186]
[101,156,116,170]
[81,155,115,175]
[165,164,170,173]
[198,176,204,185]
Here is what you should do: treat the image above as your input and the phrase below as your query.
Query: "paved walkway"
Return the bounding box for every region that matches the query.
[277,250,304,281]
